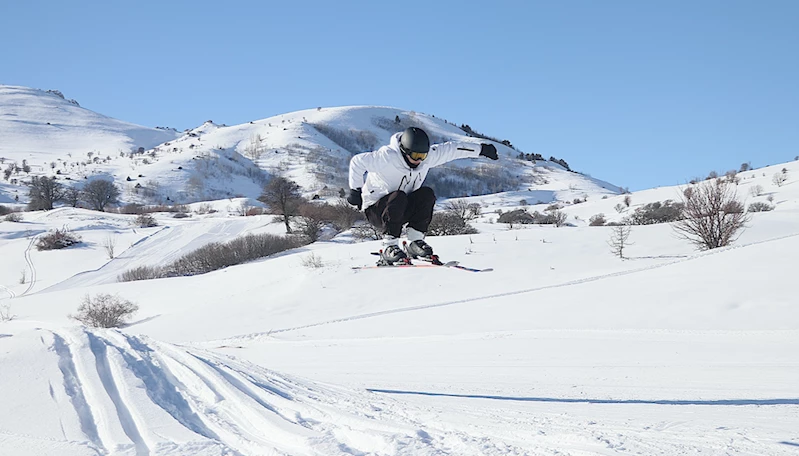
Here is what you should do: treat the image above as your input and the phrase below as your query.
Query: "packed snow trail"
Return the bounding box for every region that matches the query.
[0,327,544,455]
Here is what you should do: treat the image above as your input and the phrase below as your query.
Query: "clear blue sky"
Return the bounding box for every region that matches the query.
[2,0,798,190]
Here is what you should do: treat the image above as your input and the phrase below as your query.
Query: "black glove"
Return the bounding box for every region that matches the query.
[346,188,362,210]
[479,143,498,160]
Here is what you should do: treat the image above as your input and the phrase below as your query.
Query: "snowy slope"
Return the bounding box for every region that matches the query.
[1,159,798,454]
[0,85,620,206]
[0,85,178,166]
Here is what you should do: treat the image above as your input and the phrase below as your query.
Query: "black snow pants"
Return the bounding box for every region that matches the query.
[364,187,436,238]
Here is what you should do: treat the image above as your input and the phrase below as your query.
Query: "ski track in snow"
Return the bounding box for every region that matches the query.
[26,328,547,455]
[212,230,799,346]
[20,234,38,296]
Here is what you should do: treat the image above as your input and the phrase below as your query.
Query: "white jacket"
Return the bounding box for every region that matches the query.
[348,132,484,210]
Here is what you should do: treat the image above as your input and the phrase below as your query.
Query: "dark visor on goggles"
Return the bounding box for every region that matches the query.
[401,144,428,161]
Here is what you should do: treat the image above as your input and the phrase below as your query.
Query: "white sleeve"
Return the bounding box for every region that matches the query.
[348,151,378,189]
[425,141,482,168]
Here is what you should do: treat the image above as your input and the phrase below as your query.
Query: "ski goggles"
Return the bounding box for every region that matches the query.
[400,144,428,161]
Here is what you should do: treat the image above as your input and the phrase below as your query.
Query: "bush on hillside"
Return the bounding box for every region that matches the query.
[427,212,479,236]
[120,233,306,281]
[4,212,23,222]
[36,229,81,250]
[589,213,606,226]
[629,200,684,225]
[747,202,774,212]
[118,265,163,282]
[70,293,138,328]
[135,213,158,227]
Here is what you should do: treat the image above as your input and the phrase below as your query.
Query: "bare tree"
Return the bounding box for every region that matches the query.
[27,176,65,210]
[443,199,481,221]
[82,179,120,211]
[608,224,633,259]
[293,203,329,242]
[552,209,568,227]
[103,235,117,259]
[258,176,305,233]
[672,180,750,250]
[244,133,264,160]
[62,186,81,207]
[773,171,788,187]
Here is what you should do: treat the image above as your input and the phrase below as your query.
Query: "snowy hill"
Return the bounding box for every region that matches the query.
[0,86,179,160]
[1,157,798,454]
[0,85,620,206]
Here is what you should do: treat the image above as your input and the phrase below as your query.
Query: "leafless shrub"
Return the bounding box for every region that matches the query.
[749,185,764,197]
[36,229,81,250]
[497,209,534,225]
[4,212,22,222]
[623,195,632,207]
[195,203,216,214]
[0,304,16,322]
[351,221,382,240]
[103,236,117,259]
[673,180,750,250]
[118,265,163,282]
[70,293,138,328]
[443,199,481,221]
[163,233,306,277]
[427,212,479,236]
[773,172,787,187]
[608,224,633,259]
[629,200,684,225]
[135,213,158,228]
[294,204,330,242]
[330,200,364,231]
[119,203,145,214]
[0,205,12,216]
[614,203,626,213]
[551,210,568,227]
[589,213,606,226]
[747,202,774,212]
[301,252,323,269]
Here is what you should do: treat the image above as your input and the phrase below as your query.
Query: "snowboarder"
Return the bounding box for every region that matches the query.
[346,126,499,264]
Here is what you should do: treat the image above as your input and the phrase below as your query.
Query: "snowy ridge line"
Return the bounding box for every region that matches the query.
[207,231,799,345]
[368,389,799,406]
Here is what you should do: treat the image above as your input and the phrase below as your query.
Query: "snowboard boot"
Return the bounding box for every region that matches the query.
[406,239,434,259]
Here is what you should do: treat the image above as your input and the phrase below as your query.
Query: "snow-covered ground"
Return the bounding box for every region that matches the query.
[2,158,798,454]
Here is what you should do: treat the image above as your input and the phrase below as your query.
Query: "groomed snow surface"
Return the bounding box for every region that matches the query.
[2,163,799,454]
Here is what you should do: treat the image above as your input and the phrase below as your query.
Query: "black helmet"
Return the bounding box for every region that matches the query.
[399,127,430,160]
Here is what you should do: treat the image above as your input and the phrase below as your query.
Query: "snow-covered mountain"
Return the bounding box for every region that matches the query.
[0,85,178,166]
[0,85,620,206]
